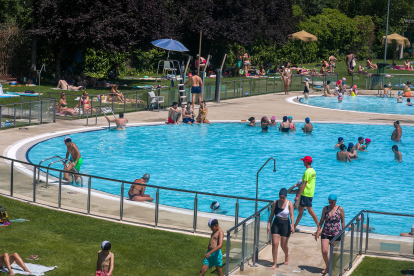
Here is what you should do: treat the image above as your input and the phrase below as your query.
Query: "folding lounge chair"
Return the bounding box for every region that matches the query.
[147,91,164,112]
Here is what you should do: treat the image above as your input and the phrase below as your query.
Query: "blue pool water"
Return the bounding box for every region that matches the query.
[28,123,414,235]
[301,95,414,115]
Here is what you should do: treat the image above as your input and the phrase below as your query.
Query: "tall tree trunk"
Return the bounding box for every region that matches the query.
[30,39,37,72]
[55,49,64,79]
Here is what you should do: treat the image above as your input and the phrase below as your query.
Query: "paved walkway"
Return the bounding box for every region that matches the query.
[1,90,414,275]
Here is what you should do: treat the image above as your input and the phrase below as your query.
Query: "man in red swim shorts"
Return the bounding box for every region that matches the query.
[168,102,182,124]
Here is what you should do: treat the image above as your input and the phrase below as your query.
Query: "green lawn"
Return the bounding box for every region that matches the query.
[351,256,414,276]
[0,195,226,276]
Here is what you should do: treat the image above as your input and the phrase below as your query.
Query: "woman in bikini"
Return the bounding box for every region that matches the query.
[283,62,293,95]
[196,101,210,124]
[75,91,96,114]
[315,194,345,274]
[404,81,412,97]
[56,79,83,91]
[56,93,78,115]
[128,174,153,202]
[242,51,251,77]
[107,84,125,102]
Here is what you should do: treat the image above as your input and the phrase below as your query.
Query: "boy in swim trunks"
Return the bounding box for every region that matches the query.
[96,241,114,276]
[182,102,198,125]
[63,136,83,183]
[199,219,223,276]
[167,102,182,124]
[184,71,203,109]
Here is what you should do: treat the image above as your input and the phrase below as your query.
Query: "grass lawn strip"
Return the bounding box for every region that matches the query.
[0,195,226,276]
[351,256,414,276]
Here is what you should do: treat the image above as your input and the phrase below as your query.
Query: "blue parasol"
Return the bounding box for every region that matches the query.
[151,39,189,59]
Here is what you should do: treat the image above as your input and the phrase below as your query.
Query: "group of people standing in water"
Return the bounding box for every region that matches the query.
[247,116,313,133]
[335,136,371,162]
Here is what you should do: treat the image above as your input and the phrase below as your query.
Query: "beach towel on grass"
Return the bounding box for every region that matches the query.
[0,263,57,275]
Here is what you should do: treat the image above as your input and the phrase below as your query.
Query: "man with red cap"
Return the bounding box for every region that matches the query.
[294,156,319,231]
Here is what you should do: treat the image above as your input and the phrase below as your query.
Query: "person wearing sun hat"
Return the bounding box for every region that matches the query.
[294,156,319,230]
[315,194,345,274]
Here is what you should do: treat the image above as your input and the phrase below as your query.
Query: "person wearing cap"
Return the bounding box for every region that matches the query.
[347,143,358,158]
[267,188,295,269]
[287,116,296,131]
[334,137,344,148]
[303,77,312,99]
[128,174,153,202]
[279,116,290,132]
[336,144,351,162]
[315,194,345,274]
[302,118,312,133]
[199,218,223,276]
[96,241,114,276]
[270,116,277,126]
[338,92,343,102]
[400,225,414,237]
[105,113,128,130]
[63,137,83,183]
[380,83,391,97]
[184,71,203,109]
[392,145,402,162]
[247,117,256,126]
[334,86,339,96]
[355,137,365,151]
[391,120,402,142]
[361,138,371,151]
[294,156,319,230]
[397,91,404,103]
[406,98,413,106]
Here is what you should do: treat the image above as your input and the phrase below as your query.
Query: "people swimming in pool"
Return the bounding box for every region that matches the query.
[334,87,339,96]
[288,116,296,131]
[391,120,402,142]
[406,98,413,106]
[105,113,128,130]
[279,116,290,132]
[182,102,198,125]
[338,93,343,102]
[347,143,358,159]
[247,117,256,126]
[261,116,271,132]
[361,138,371,151]
[355,137,364,151]
[334,137,344,148]
[270,116,277,126]
[63,136,83,183]
[302,117,313,133]
[337,144,351,162]
[128,173,154,202]
[397,91,404,103]
[392,145,402,162]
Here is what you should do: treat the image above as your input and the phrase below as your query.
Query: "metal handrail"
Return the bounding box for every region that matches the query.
[227,201,273,233]
[37,156,62,183]
[0,99,54,107]
[2,155,273,203]
[45,158,83,188]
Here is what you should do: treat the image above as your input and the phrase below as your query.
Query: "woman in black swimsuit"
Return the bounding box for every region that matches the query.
[261,116,271,132]
[279,116,290,132]
[127,174,154,202]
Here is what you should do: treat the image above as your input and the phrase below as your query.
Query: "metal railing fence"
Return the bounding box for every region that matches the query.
[225,202,273,275]
[0,99,56,130]
[352,72,414,92]
[329,210,414,276]
[0,155,272,235]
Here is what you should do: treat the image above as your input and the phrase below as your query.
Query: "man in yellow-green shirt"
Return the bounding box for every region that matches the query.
[294,156,319,230]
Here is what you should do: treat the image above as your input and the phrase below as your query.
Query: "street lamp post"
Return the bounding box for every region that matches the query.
[252,157,276,266]
[384,0,391,62]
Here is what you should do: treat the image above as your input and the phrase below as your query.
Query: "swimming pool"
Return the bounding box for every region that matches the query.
[27,123,414,235]
[300,95,414,115]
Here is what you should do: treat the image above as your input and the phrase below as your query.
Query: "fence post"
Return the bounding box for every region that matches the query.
[40,101,43,124]
[225,82,228,100]
[359,213,364,254]
[10,160,13,196]
[99,96,102,116]
[135,91,138,111]
[86,107,89,126]
[0,106,2,130]
[111,94,114,115]
[340,233,344,275]
[258,78,260,95]
[225,232,231,276]
[273,77,276,93]
[32,166,36,202]
[155,188,159,227]
[87,177,91,215]
[53,99,56,123]
[365,214,369,253]
[250,79,253,96]
[241,223,246,271]
[266,78,268,94]
[329,242,334,276]
[350,223,354,270]
[399,76,401,88]
[120,183,124,220]
[193,193,198,233]
[252,214,258,266]
[235,199,239,227]
[14,104,16,127]
[242,80,245,97]
[234,81,236,99]
[58,172,62,208]
[123,93,126,113]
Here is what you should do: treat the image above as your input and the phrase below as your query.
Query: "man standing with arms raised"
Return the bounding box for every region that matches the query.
[294,156,319,231]
[184,71,203,109]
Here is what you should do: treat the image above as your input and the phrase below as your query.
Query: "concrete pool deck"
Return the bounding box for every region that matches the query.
[1,89,414,275]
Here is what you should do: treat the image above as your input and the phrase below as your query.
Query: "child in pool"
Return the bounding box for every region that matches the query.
[338,93,343,102]
[380,84,391,97]
[397,91,404,103]
[407,98,413,106]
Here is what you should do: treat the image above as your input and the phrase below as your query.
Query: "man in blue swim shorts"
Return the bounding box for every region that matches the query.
[199,218,223,276]
[184,71,203,109]
[182,102,198,125]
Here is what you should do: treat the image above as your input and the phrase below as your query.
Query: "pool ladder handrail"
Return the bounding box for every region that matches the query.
[38,156,83,188]
[37,156,63,183]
